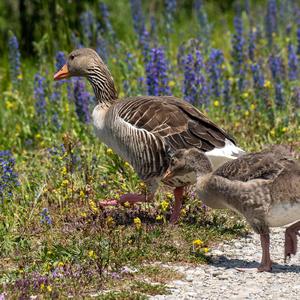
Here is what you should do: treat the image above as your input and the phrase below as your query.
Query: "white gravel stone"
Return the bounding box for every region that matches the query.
[150,228,300,300]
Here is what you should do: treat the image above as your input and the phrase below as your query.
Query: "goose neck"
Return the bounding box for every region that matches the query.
[87,66,118,107]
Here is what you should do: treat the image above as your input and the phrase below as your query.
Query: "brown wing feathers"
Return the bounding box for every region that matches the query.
[118,96,234,153]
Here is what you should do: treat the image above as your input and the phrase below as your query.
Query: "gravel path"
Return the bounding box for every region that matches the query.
[151,228,300,300]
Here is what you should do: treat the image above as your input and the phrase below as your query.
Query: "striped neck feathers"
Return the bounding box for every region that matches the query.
[87,65,118,107]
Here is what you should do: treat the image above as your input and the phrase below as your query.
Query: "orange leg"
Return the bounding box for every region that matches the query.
[99,193,154,207]
[284,221,300,262]
[258,233,272,272]
[170,187,184,224]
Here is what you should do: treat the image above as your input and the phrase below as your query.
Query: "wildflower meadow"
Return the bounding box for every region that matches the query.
[0,0,299,298]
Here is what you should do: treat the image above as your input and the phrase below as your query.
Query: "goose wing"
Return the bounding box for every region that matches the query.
[117,96,235,153]
[214,151,295,181]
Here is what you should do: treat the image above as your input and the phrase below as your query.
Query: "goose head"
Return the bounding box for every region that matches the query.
[54,48,109,80]
[54,48,117,102]
[163,149,213,180]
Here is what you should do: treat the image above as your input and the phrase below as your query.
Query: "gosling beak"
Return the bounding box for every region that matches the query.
[54,64,70,80]
[163,169,174,180]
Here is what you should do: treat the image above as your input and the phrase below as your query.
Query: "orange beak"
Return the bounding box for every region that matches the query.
[163,169,174,181]
[54,64,70,80]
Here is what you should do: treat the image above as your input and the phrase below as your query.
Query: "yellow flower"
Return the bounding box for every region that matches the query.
[89,199,98,213]
[119,91,125,98]
[244,110,250,117]
[79,190,85,198]
[203,247,209,253]
[281,127,288,133]
[80,212,87,218]
[160,200,169,211]
[106,216,115,227]
[17,73,23,80]
[193,239,203,247]
[123,201,130,207]
[133,217,142,230]
[64,102,70,113]
[112,58,117,64]
[234,122,240,128]
[106,148,114,155]
[124,162,131,168]
[88,250,98,259]
[57,261,64,267]
[139,182,146,189]
[35,133,41,139]
[270,129,276,136]
[40,283,45,290]
[180,208,187,217]
[242,92,249,98]
[47,285,52,292]
[252,27,257,33]
[5,100,16,110]
[61,179,69,187]
[168,80,176,87]
[213,100,219,107]
[61,166,67,175]
[156,215,163,221]
[166,192,173,200]
[250,104,256,111]
[264,80,271,88]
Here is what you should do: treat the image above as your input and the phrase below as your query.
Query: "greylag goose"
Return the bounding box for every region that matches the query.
[54,48,244,223]
[164,146,300,271]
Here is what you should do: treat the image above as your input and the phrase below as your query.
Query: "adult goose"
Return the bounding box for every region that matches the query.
[163,145,300,271]
[54,48,244,223]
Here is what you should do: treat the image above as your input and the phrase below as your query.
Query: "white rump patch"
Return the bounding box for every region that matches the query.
[266,202,300,227]
[206,139,245,170]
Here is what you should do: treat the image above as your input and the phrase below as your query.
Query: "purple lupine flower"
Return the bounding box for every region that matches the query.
[0,150,19,201]
[207,48,224,98]
[248,29,256,62]
[194,0,210,41]
[34,73,47,125]
[80,10,95,45]
[150,16,157,38]
[8,32,21,88]
[251,63,265,90]
[55,51,66,71]
[268,54,284,81]
[274,83,285,107]
[71,32,83,49]
[96,32,108,63]
[265,0,277,47]
[73,78,91,123]
[288,43,298,80]
[122,53,136,96]
[297,24,300,55]
[99,2,114,36]
[51,51,66,103]
[292,87,300,108]
[130,0,145,35]
[139,29,151,64]
[231,15,245,91]
[222,79,231,108]
[146,47,171,96]
[40,208,52,225]
[182,50,208,106]
[165,0,177,35]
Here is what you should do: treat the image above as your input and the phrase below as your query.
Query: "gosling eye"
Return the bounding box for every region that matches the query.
[70,54,75,60]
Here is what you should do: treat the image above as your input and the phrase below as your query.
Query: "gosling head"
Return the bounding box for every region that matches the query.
[54,48,107,80]
[163,148,213,180]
